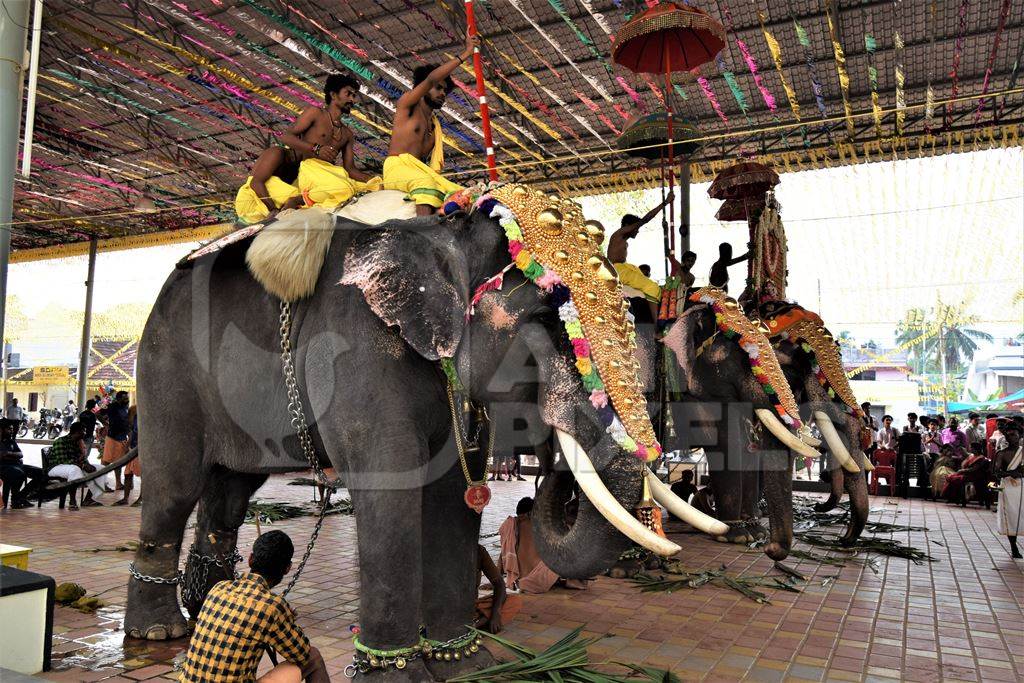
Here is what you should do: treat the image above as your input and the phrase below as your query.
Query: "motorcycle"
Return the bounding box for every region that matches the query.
[32,408,63,440]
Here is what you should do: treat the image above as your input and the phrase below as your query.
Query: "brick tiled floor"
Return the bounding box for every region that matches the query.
[2,476,1022,682]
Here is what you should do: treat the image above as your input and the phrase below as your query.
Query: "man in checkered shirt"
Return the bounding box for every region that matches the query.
[180,531,329,682]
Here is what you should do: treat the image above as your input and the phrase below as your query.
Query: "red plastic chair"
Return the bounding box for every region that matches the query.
[869,448,897,495]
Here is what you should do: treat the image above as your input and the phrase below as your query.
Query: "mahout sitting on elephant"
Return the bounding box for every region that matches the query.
[124,187,711,681]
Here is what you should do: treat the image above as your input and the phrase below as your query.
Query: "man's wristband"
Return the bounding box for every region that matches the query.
[312,143,320,156]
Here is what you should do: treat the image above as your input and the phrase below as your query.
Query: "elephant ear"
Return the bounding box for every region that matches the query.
[340,223,468,361]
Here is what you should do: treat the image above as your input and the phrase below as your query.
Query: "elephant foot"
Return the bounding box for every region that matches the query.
[813,494,839,513]
[607,558,644,579]
[742,519,769,543]
[423,647,497,681]
[714,521,757,545]
[124,578,190,641]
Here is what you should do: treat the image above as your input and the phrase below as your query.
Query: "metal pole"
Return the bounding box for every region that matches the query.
[938,321,948,417]
[464,0,498,181]
[76,238,97,408]
[19,0,43,178]
[0,0,31,356]
[679,161,691,255]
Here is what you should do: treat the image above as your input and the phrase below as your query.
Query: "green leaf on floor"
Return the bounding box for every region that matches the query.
[446,626,680,682]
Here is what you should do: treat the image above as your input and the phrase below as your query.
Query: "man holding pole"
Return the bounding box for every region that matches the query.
[384,32,479,215]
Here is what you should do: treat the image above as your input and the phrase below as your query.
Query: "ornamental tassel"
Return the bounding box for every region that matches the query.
[635,475,666,538]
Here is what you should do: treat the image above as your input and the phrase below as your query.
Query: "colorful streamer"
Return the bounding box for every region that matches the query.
[973,0,1012,123]
[892,2,906,135]
[946,0,971,127]
[824,0,854,136]
[790,16,829,123]
[864,29,883,135]
[757,11,800,121]
[697,76,728,124]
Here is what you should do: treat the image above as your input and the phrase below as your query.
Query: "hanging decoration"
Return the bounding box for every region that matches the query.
[973,0,1012,123]
[506,0,614,102]
[697,75,729,124]
[789,14,829,125]
[823,0,854,136]
[864,28,883,136]
[945,0,971,128]
[924,1,938,131]
[757,11,801,121]
[749,195,788,303]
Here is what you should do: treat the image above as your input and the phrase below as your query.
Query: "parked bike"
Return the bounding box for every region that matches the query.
[32,408,63,440]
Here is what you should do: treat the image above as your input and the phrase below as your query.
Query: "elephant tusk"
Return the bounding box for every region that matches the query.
[754,409,820,460]
[555,430,681,558]
[644,468,729,536]
[861,451,875,471]
[798,430,822,448]
[812,411,861,474]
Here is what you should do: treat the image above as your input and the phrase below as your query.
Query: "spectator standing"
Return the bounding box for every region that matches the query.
[877,415,899,451]
[5,398,25,422]
[62,400,77,431]
[115,404,141,506]
[903,412,922,433]
[965,412,986,456]
[48,422,103,508]
[993,420,1023,559]
[78,399,98,452]
[102,391,131,491]
[922,418,942,461]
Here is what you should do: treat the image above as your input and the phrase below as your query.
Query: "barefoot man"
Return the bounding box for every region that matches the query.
[384,32,478,215]
[234,74,378,223]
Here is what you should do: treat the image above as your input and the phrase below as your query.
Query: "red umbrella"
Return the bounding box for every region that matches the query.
[612,3,726,75]
[612,3,725,265]
[708,161,780,201]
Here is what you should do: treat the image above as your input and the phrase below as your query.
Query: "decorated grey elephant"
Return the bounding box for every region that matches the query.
[756,301,870,544]
[661,287,822,561]
[124,187,711,680]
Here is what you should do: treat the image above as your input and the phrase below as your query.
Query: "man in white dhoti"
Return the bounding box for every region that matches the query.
[993,419,1023,559]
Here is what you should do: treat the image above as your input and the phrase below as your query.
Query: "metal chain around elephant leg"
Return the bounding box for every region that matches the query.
[279,300,333,598]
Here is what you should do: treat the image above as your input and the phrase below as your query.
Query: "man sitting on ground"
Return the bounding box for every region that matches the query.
[48,422,103,509]
[383,32,478,215]
[179,531,329,683]
[498,497,588,593]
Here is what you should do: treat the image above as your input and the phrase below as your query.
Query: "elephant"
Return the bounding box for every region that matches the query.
[756,301,870,544]
[122,190,704,681]
[660,289,823,561]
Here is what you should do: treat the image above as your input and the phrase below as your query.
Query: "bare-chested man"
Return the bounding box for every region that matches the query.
[234,73,378,223]
[383,32,478,215]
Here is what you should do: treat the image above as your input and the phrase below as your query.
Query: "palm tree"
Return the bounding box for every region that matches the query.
[897,304,993,376]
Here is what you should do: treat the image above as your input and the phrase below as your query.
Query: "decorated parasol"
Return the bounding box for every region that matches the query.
[708,160,779,201]
[612,2,724,267]
[616,113,702,160]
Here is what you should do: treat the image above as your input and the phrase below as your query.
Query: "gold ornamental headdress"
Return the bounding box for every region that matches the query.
[478,184,661,461]
[688,287,803,428]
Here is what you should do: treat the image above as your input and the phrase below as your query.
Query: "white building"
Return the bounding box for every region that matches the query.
[962,342,1024,402]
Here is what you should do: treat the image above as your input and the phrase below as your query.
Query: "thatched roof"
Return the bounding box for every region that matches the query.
[11,0,1023,250]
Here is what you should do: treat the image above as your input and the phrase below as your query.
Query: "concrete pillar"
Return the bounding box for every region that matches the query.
[0,0,30,351]
[76,238,97,408]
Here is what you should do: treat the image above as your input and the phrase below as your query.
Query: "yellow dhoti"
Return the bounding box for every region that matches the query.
[382,154,462,209]
[614,262,661,302]
[234,175,300,224]
[298,158,382,210]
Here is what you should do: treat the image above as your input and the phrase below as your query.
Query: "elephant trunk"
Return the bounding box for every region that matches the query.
[840,467,869,544]
[532,430,677,579]
[761,452,794,561]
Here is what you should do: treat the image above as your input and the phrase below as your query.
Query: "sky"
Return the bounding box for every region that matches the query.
[5,147,1024,366]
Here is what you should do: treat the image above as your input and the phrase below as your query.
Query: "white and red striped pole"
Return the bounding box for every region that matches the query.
[465,0,498,181]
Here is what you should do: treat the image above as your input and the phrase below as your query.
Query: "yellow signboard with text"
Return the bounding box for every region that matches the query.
[33,366,70,384]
